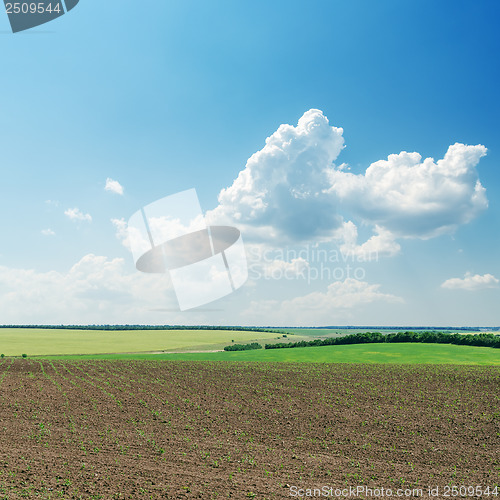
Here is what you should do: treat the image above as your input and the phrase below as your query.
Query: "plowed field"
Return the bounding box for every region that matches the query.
[0,359,498,499]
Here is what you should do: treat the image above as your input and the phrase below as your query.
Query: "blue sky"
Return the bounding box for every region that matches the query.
[0,0,499,326]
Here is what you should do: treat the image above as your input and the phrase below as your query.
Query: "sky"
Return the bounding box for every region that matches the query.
[0,0,499,326]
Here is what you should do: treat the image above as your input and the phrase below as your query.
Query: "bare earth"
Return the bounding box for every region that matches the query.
[0,359,498,498]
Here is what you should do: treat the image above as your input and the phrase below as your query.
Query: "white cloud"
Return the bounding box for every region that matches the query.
[111,217,130,249]
[65,207,92,223]
[243,278,403,325]
[0,254,175,324]
[207,109,345,243]
[261,257,310,279]
[207,109,488,258]
[339,222,401,260]
[105,178,124,195]
[328,143,488,239]
[41,229,55,236]
[441,272,499,291]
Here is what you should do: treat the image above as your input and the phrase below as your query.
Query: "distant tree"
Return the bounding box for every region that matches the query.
[224,342,262,352]
[265,331,500,350]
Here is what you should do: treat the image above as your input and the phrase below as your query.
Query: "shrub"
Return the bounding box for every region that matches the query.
[21,353,28,358]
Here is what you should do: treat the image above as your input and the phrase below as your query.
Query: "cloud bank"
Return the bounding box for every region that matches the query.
[208,109,488,258]
[0,254,174,324]
[243,278,403,325]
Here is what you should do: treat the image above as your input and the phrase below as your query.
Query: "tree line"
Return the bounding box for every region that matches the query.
[265,331,500,350]
[0,324,280,333]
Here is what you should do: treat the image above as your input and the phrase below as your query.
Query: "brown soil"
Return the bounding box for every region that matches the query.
[0,359,498,499]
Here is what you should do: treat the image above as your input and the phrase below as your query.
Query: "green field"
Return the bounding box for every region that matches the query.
[0,328,284,356]
[2,328,498,364]
[43,343,500,365]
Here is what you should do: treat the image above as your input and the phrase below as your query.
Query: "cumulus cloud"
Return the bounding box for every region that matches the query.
[261,257,309,279]
[207,109,345,243]
[65,207,92,223]
[243,278,403,325]
[105,178,124,195]
[328,143,488,239]
[441,272,499,291]
[339,222,400,260]
[41,229,55,236]
[0,254,175,324]
[207,109,488,259]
